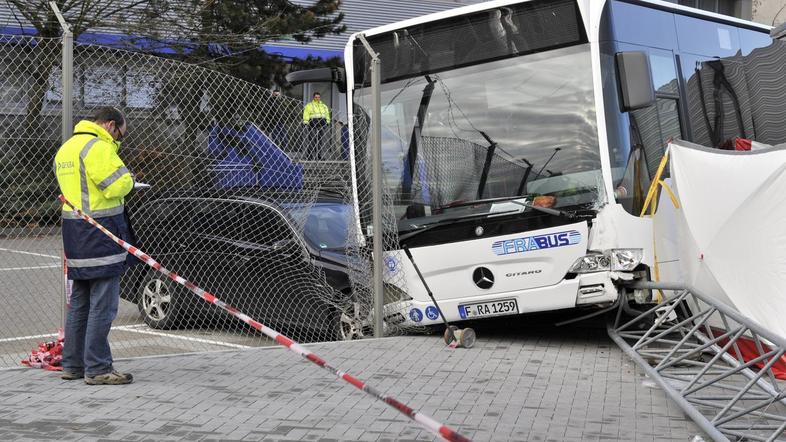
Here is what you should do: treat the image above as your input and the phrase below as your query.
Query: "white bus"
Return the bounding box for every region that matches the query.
[290,0,784,328]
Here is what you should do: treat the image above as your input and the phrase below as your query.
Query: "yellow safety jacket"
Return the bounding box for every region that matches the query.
[303,100,331,123]
[55,120,135,279]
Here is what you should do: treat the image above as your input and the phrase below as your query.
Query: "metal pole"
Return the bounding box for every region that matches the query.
[357,35,384,338]
[49,2,73,143]
[49,1,73,330]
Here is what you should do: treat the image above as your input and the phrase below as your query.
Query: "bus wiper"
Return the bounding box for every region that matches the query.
[476,130,497,200]
[398,209,519,242]
[437,196,580,220]
[401,76,437,202]
[532,147,561,182]
[510,199,577,220]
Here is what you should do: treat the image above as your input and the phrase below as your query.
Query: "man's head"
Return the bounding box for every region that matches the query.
[93,106,127,142]
[313,92,321,102]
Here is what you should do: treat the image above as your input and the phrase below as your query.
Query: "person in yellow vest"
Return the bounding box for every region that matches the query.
[54,107,135,385]
[303,92,331,160]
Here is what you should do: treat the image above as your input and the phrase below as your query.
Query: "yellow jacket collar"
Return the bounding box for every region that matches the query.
[73,120,118,151]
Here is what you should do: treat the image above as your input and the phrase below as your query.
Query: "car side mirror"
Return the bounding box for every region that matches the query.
[272,238,299,251]
[615,51,655,112]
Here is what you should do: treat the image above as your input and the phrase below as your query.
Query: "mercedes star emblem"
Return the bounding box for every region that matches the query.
[472,267,495,290]
[475,226,484,237]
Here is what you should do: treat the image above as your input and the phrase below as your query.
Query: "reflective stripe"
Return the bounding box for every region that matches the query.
[61,205,124,219]
[78,138,100,213]
[96,166,129,191]
[67,252,127,268]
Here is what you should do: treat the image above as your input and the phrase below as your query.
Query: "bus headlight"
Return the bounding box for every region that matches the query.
[569,249,643,273]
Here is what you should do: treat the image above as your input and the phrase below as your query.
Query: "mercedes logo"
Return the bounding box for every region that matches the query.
[472,267,495,290]
[475,226,484,237]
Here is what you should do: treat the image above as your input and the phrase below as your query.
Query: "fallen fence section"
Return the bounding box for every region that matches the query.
[609,281,786,442]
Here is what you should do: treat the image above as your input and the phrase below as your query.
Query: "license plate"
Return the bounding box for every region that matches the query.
[459,299,519,319]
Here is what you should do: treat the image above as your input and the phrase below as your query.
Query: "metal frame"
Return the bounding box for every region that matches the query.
[355,34,384,338]
[49,1,73,332]
[609,281,786,442]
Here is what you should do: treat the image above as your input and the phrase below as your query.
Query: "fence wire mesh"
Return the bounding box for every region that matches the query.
[0,36,65,366]
[0,33,422,369]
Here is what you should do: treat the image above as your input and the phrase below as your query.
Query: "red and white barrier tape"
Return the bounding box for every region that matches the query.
[59,196,470,442]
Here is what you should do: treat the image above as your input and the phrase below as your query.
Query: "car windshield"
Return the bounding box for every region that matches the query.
[287,203,351,251]
[353,0,603,223]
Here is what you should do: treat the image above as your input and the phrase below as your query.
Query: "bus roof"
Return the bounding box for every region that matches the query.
[349,0,771,42]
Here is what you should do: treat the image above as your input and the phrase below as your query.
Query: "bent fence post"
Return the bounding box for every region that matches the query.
[609,281,786,442]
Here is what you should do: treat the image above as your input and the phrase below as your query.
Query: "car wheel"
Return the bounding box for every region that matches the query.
[137,271,185,329]
[337,300,367,341]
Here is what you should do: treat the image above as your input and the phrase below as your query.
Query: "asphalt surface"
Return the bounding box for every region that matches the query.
[0,234,705,441]
[0,327,703,441]
[0,235,273,368]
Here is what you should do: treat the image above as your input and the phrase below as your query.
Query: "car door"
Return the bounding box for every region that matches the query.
[186,199,247,319]
[237,202,334,339]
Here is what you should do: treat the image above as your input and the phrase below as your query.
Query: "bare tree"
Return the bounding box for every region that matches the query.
[1,1,153,159]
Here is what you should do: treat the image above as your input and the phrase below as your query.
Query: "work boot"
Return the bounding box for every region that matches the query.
[61,371,84,381]
[84,370,133,385]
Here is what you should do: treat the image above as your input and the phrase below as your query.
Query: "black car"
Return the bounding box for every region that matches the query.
[121,190,364,342]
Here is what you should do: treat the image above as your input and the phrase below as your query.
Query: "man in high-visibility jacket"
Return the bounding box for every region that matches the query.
[302,92,331,160]
[54,107,135,385]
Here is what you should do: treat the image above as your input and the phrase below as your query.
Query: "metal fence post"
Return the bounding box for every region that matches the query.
[50,1,73,142]
[49,1,73,329]
[357,35,384,338]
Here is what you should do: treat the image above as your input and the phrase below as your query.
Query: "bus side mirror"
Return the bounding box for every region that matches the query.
[285,67,347,93]
[615,51,655,112]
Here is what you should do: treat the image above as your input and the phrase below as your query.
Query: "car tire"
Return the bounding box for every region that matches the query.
[137,271,186,329]
[336,301,365,341]
[335,288,379,341]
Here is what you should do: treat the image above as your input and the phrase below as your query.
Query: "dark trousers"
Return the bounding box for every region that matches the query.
[308,118,330,160]
[62,276,120,376]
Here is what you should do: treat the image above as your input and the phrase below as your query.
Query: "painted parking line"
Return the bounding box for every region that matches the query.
[1,325,250,349]
[0,327,135,344]
[113,324,251,349]
[0,332,59,344]
[0,264,61,272]
[0,247,60,260]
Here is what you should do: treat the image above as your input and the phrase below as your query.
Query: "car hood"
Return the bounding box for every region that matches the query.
[318,248,370,274]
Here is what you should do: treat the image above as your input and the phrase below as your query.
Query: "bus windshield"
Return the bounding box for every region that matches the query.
[352,0,603,222]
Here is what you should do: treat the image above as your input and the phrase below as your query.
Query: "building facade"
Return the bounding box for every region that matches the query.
[663,0,786,25]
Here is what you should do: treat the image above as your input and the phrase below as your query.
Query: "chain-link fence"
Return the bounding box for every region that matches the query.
[0,30,431,369]
[0,35,66,367]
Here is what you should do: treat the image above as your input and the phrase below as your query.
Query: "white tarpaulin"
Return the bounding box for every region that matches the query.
[668,140,786,338]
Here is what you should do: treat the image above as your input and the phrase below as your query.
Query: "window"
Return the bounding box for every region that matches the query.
[676,0,738,17]
[126,70,159,108]
[241,204,294,246]
[615,50,683,215]
[82,65,124,106]
[288,203,351,250]
[190,200,243,241]
[46,62,159,109]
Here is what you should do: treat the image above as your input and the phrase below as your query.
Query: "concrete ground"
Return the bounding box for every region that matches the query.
[0,326,703,441]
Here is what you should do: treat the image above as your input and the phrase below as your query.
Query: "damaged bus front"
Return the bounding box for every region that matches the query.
[289,0,777,328]
[346,0,653,328]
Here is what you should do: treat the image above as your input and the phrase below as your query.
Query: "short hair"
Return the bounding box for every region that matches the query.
[92,106,125,127]
[313,92,321,97]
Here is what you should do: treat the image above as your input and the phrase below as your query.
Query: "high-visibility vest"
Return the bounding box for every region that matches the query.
[54,120,135,279]
[303,100,331,123]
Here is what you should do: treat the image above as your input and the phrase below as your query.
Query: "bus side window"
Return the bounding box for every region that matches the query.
[622,51,683,215]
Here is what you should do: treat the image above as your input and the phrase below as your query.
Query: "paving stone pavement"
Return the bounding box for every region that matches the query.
[0,327,704,441]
